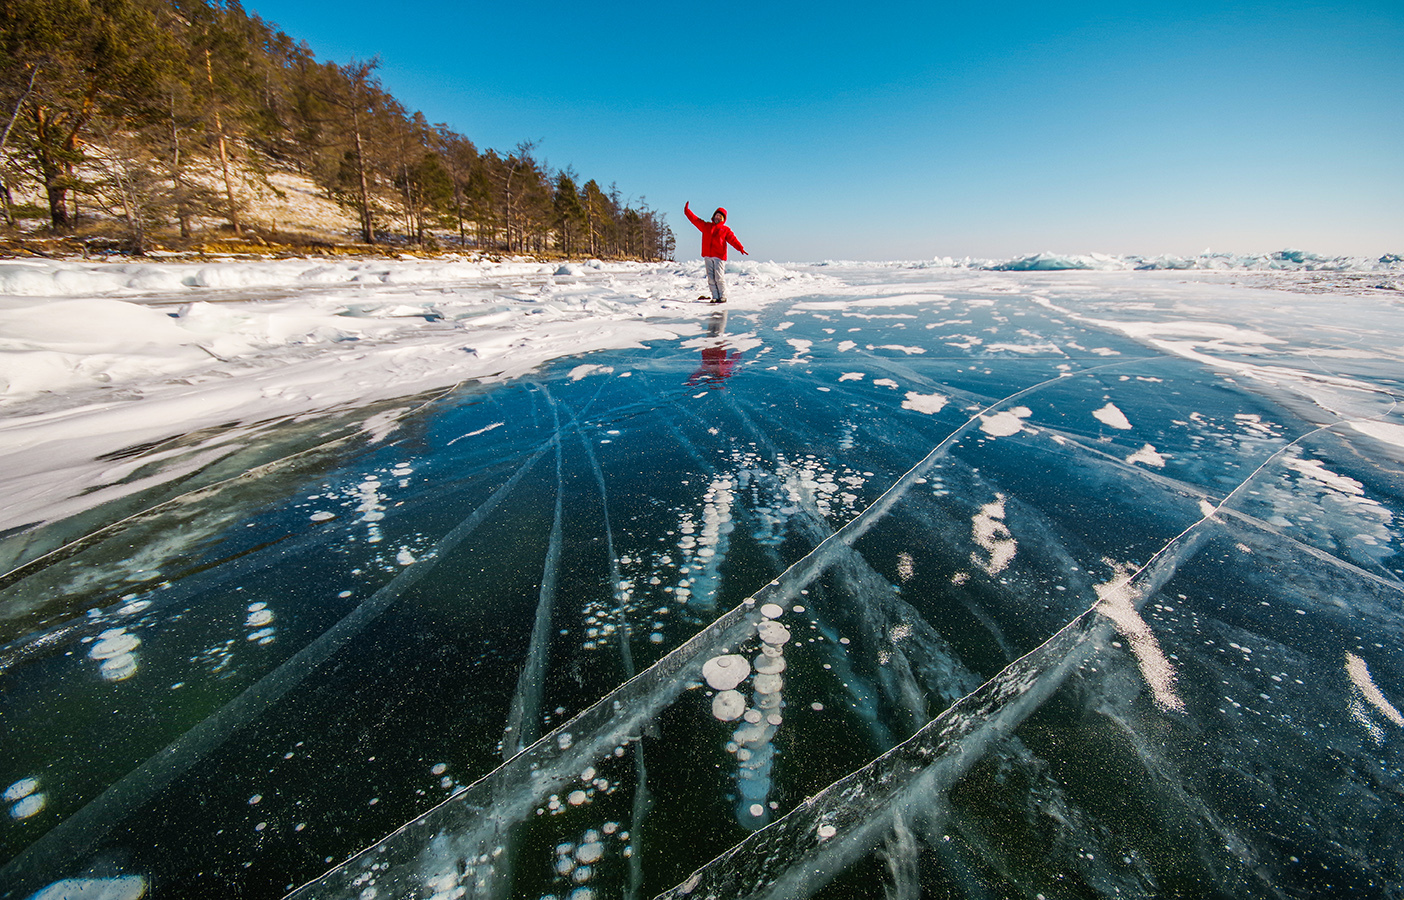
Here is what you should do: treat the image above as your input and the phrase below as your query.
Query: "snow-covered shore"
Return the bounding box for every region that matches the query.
[0,257,826,535]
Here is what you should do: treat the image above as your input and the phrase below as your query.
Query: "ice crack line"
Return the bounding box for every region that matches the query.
[667,410,1343,899]
[0,378,472,593]
[0,408,562,900]
[570,395,652,900]
[282,358,1168,899]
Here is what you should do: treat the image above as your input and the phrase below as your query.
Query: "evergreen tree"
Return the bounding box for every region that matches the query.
[1,0,171,229]
[0,0,671,257]
[553,170,585,257]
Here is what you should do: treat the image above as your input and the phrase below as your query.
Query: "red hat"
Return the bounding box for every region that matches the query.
[714,207,727,221]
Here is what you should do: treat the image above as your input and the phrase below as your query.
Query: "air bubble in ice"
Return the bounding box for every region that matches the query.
[702,655,751,690]
[4,778,38,802]
[9,793,45,820]
[89,630,139,659]
[760,603,784,619]
[757,622,791,645]
[712,690,746,721]
[754,654,786,675]
[754,673,784,695]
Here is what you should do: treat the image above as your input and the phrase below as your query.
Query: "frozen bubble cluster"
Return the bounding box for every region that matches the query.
[712,600,792,830]
[87,627,140,682]
[244,601,276,645]
[5,777,45,821]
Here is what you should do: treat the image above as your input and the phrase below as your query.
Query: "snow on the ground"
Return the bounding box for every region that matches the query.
[0,257,827,533]
[2,252,1399,538]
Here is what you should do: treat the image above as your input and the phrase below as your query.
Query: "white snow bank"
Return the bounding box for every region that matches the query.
[0,257,583,299]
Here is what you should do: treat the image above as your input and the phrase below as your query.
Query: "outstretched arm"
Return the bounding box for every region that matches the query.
[684,202,705,230]
[727,231,748,255]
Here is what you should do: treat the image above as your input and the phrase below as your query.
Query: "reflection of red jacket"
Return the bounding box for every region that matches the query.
[685,203,746,260]
[688,347,740,386]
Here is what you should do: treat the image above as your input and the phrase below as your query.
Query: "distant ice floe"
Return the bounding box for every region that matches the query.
[949,249,1404,273]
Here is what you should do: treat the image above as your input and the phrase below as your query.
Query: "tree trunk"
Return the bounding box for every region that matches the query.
[169,93,191,238]
[205,49,241,235]
[31,100,92,231]
[350,105,374,244]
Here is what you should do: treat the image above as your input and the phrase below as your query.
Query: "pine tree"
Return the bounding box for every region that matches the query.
[553,170,585,257]
[1,0,171,229]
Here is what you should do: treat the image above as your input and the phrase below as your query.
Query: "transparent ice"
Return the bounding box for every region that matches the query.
[1,261,1402,899]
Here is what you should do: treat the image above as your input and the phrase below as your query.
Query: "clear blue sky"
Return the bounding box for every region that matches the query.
[248,0,1402,261]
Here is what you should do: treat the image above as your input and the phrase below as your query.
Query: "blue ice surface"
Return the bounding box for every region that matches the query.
[1,267,1402,900]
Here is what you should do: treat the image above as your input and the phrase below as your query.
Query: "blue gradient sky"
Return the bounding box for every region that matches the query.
[248,0,1402,261]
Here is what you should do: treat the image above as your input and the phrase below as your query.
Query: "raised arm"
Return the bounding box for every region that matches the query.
[684,201,706,230]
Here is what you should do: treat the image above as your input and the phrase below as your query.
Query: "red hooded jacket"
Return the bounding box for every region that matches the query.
[685,203,747,260]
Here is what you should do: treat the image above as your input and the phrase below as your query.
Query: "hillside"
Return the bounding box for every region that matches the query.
[0,0,673,261]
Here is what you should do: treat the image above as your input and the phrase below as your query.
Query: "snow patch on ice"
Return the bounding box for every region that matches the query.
[970,494,1016,576]
[1125,444,1166,468]
[1093,402,1133,430]
[569,364,615,381]
[1095,576,1184,713]
[978,406,1031,437]
[901,391,948,415]
[1346,652,1404,729]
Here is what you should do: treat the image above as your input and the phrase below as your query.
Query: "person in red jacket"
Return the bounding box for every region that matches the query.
[685,201,748,303]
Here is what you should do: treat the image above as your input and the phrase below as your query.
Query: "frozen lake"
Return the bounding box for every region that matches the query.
[2,258,1402,899]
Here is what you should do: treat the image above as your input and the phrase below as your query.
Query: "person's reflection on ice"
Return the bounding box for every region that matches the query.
[687,310,740,388]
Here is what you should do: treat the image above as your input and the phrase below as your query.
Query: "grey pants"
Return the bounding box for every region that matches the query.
[705,256,727,301]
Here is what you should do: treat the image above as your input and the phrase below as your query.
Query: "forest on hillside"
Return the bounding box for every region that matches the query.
[0,0,675,258]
